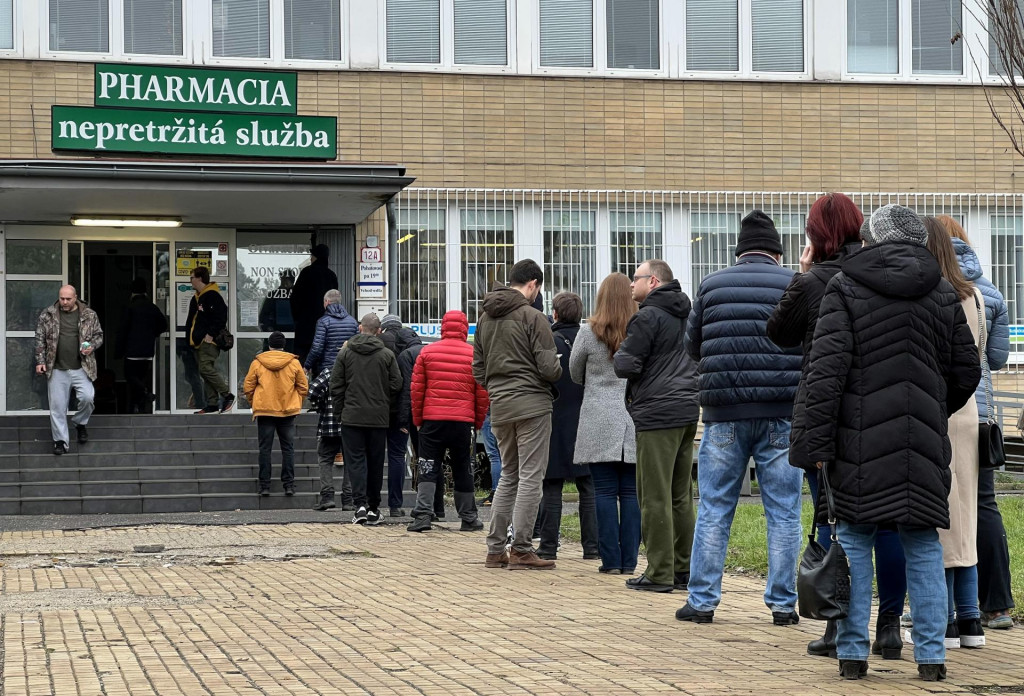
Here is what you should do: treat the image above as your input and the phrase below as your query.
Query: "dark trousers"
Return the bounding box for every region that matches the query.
[257,415,296,487]
[124,359,153,414]
[179,347,207,408]
[538,475,599,558]
[591,461,641,573]
[977,468,1015,612]
[808,471,907,615]
[341,424,387,511]
[387,425,409,509]
[410,425,446,515]
[415,421,474,489]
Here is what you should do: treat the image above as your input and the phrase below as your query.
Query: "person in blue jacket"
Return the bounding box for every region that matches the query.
[303,290,358,376]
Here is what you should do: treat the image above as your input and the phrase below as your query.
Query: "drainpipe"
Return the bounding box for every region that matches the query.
[386,200,398,315]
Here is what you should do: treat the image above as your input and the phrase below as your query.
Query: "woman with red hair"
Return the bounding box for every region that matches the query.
[768,193,907,662]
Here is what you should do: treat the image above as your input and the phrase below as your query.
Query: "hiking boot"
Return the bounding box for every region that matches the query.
[76,425,88,444]
[407,516,431,533]
[312,498,336,511]
[365,509,382,526]
[460,518,484,531]
[957,618,986,648]
[675,603,714,624]
[918,664,947,682]
[872,612,903,659]
[808,619,837,658]
[389,507,405,517]
[508,549,556,570]
[772,611,800,626]
[53,441,67,456]
[485,551,509,568]
[838,660,868,680]
[352,506,368,524]
[625,574,673,593]
[674,572,689,591]
[284,484,295,497]
[220,393,236,413]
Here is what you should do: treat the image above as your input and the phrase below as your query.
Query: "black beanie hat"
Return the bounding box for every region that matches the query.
[735,210,783,257]
[268,331,287,350]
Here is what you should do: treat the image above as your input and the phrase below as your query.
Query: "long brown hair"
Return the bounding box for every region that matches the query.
[934,214,972,245]
[589,273,638,358]
[924,216,973,301]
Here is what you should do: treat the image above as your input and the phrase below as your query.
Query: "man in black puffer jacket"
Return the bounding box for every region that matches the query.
[803,204,980,682]
[614,259,700,593]
[380,313,423,517]
[676,211,803,626]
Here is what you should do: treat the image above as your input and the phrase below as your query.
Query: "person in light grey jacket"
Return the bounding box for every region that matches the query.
[569,272,640,575]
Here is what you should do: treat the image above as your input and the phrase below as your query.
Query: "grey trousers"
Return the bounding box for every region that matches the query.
[317,436,352,504]
[486,414,553,554]
[48,368,94,446]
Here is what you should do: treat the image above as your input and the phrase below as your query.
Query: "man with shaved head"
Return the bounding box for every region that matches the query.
[35,285,104,455]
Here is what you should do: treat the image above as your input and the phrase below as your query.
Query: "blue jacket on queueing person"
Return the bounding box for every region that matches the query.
[304,290,359,375]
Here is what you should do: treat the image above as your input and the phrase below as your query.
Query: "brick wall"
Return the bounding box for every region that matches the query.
[5,60,1024,193]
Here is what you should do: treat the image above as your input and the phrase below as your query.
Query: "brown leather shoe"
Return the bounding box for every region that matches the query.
[485,551,509,568]
[508,549,556,570]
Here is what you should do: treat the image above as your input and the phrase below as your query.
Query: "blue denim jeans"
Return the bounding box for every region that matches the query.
[946,565,981,622]
[837,522,946,665]
[386,425,409,509]
[807,472,907,616]
[688,419,803,613]
[482,413,502,492]
[590,461,641,573]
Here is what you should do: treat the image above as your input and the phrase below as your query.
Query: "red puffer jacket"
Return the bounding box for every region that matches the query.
[411,311,489,428]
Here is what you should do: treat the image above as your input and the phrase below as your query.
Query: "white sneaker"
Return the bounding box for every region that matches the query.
[352,506,368,524]
[906,626,961,649]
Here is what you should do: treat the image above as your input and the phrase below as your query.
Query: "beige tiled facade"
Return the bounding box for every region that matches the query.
[3,59,1024,193]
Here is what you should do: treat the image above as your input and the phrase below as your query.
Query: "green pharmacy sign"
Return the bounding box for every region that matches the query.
[51,65,337,160]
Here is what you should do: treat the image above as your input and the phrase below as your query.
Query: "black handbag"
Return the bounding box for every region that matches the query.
[214,327,235,351]
[797,466,850,621]
[975,292,1005,470]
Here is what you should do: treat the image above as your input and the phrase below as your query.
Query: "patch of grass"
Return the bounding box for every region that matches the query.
[1001,497,1024,619]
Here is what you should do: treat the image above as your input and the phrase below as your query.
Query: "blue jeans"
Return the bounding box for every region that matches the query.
[946,565,980,622]
[838,522,946,665]
[808,473,907,616]
[386,425,409,509]
[482,413,501,492]
[688,419,803,613]
[590,461,641,573]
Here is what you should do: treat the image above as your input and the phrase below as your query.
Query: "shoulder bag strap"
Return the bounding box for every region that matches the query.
[820,464,840,543]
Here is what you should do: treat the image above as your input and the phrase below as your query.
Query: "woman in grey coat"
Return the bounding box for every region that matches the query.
[570,273,640,574]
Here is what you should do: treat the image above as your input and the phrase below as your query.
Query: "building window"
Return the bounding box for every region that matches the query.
[396,208,448,326]
[686,0,738,72]
[751,0,804,72]
[124,0,183,56]
[285,0,341,61]
[774,213,807,271]
[611,211,662,277]
[212,0,270,58]
[607,0,659,70]
[49,0,110,52]
[847,0,899,74]
[0,0,13,50]
[539,0,593,68]
[461,209,514,323]
[911,0,961,75]
[989,0,1023,76]
[690,212,741,293]
[544,210,598,315]
[386,0,441,64]
[454,0,507,65]
[991,215,1024,351]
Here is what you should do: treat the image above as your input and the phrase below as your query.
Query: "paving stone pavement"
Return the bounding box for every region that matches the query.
[0,522,1020,696]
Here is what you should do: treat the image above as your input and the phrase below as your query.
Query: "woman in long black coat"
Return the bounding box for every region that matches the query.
[535,292,598,560]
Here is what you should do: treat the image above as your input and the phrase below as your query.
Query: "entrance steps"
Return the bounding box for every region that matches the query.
[0,414,415,515]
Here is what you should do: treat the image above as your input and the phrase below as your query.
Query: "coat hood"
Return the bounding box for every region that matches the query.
[255,350,296,371]
[640,279,691,319]
[347,332,385,355]
[842,242,942,299]
[324,303,350,320]
[952,237,983,282]
[197,282,220,297]
[482,286,531,318]
[441,310,469,340]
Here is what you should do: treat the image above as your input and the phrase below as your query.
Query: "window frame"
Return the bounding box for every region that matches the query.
[842,0,973,83]
[0,0,21,55]
[379,0,516,73]
[680,0,811,80]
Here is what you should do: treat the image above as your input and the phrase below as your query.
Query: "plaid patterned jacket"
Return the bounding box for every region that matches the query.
[307,368,342,439]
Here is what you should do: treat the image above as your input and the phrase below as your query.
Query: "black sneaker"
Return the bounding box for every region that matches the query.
[460,518,484,531]
[76,425,88,444]
[195,406,219,414]
[220,393,236,413]
[773,610,800,626]
[352,506,368,524]
[674,572,689,591]
[53,441,67,456]
[259,486,270,497]
[958,618,986,648]
[839,660,868,680]
[407,516,431,533]
[341,503,356,511]
[675,603,714,623]
[365,509,381,526]
[918,664,947,682]
[389,507,405,517]
[312,499,336,511]
[284,484,295,497]
[625,574,674,593]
